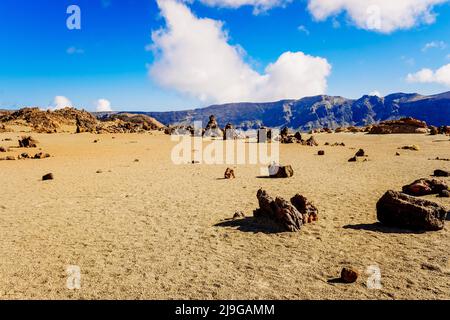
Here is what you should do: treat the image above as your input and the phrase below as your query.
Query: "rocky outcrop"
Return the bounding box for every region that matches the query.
[253,189,303,232]
[253,189,319,232]
[368,117,428,134]
[376,190,447,231]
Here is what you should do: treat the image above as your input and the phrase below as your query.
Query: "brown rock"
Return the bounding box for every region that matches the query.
[0,146,7,152]
[253,189,303,232]
[224,168,235,179]
[402,178,448,196]
[268,164,294,178]
[439,190,450,198]
[355,149,365,157]
[341,267,359,283]
[376,190,447,231]
[232,211,245,220]
[290,194,319,223]
[429,126,439,135]
[318,150,325,156]
[433,169,450,177]
[18,136,38,148]
[42,173,54,181]
[400,145,419,151]
[33,152,50,159]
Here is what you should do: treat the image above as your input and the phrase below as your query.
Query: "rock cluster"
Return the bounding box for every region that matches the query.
[253,189,319,232]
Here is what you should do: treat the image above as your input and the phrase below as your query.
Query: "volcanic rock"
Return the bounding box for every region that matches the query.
[290,194,319,223]
[224,168,235,179]
[268,164,294,178]
[341,267,359,283]
[402,178,448,196]
[18,136,38,148]
[376,190,447,231]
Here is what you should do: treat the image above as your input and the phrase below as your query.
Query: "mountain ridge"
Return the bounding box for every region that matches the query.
[134,91,450,130]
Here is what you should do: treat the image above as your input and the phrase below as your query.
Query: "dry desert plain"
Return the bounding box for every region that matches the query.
[0,130,449,299]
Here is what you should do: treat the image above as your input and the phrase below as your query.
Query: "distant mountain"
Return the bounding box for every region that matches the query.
[135,91,450,130]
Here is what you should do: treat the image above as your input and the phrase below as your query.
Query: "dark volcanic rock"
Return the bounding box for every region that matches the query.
[402,178,448,196]
[290,194,319,223]
[341,267,359,283]
[18,136,38,148]
[42,173,54,181]
[224,168,235,179]
[253,189,303,232]
[433,169,450,177]
[376,190,447,231]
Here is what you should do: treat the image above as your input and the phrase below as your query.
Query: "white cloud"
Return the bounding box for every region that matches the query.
[52,96,72,110]
[149,0,331,104]
[406,63,450,86]
[297,25,310,35]
[66,46,85,55]
[307,0,449,33]
[369,90,382,97]
[199,0,291,13]
[422,40,446,52]
[95,99,113,112]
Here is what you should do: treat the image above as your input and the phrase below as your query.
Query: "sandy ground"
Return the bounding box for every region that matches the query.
[0,131,449,300]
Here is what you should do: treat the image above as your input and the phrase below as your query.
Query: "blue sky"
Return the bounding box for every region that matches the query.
[1,0,450,111]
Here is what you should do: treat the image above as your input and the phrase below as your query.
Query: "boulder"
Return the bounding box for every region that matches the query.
[303,136,318,146]
[376,190,447,231]
[33,152,50,159]
[290,194,319,223]
[402,178,448,196]
[318,150,325,156]
[355,149,365,157]
[42,173,54,181]
[439,190,450,198]
[341,267,359,283]
[429,126,439,135]
[253,189,303,232]
[224,168,235,179]
[433,169,450,177]
[0,146,7,152]
[18,136,38,148]
[268,164,294,178]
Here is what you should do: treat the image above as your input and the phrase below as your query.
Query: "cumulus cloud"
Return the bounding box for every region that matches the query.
[406,63,450,86]
[307,0,448,33]
[149,0,331,104]
[369,90,382,97]
[95,99,113,112]
[52,96,73,110]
